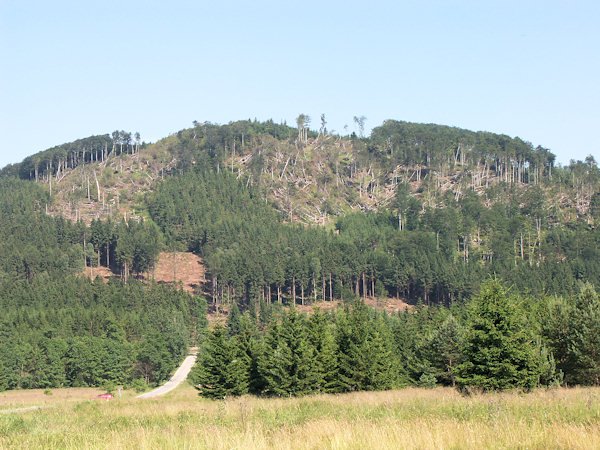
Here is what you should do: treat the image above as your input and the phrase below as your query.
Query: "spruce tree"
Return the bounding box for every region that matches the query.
[456,280,542,391]
[365,316,398,390]
[280,309,318,395]
[227,302,242,336]
[308,310,339,393]
[258,310,317,396]
[426,313,463,386]
[191,325,248,399]
[568,284,600,385]
[257,320,292,395]
[337,301,397,391]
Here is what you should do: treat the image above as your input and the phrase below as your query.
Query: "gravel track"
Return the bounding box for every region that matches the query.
[136,352,198,399]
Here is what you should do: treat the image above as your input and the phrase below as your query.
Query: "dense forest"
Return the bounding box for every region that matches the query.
[1,117,600,394]
[189,280,600,398]
[0,178,205,391]
[147,171,599,308]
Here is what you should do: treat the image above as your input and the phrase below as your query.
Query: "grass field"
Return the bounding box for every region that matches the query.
[2,384,600,449]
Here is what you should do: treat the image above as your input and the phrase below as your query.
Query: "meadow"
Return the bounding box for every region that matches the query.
[2,384,600,449]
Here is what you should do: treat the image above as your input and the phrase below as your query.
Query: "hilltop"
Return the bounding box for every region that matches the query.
[4,119,597,229]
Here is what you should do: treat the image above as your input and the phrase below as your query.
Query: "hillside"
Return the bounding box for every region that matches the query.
[3,118,600,306]
[5,119,597,230]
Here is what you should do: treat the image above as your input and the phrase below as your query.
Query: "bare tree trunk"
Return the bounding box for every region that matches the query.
[93,170,100,202]
[362,273,366,299]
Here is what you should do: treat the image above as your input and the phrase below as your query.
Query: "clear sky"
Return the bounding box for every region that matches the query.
[1,0,598,169]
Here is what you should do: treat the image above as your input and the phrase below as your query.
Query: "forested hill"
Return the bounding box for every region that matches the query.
[2,118,600,393]
[2,117,598,305]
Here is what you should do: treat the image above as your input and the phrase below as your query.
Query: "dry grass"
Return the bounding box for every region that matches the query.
[2,384,600,449]
[0,387,124,410]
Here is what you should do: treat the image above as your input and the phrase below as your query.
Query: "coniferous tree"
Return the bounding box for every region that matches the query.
[567,284,600,385]
[258,310,317,396]
[279,309,318,395]
[308,310,339,393]
[227,302,242,336]
[337,301,398,391]
[257,320,291,395]
[456,280,543,391]
[425,314,463,386]
[191,325,248,399]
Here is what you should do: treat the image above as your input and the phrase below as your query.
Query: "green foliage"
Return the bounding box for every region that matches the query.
[3,118,600,398]
[567,284,600,385]
[0,276,193,389]
[418,373,437,388]
[308,310,339,393]
[191,325,248,399]
[423,313,463,386]
[130,378,148,393]
[456,280,544,391]
[257,310,319,396]
[337,301,400,391]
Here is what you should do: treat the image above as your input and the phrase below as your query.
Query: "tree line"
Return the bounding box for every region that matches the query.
[0,131,146,182]
[190,280,600,398]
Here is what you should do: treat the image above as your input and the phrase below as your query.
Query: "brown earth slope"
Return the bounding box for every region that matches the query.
[85,251,207,294]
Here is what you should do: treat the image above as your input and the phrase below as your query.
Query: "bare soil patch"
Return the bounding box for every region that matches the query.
[364,296,414,313]
[295,296,413,315]
[150,252,207,294]
[83,252,207,294]
[84,265,114,282]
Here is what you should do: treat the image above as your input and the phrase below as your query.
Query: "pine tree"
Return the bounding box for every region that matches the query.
[227,302,242,336]
[258,310,318,396]
[365,316,398,389]
[456,280,542,391]
[257,320,292,395]
[236,313,263,395]
[280,309,318,395]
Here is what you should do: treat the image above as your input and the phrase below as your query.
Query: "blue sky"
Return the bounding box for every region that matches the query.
[1,0,598,168]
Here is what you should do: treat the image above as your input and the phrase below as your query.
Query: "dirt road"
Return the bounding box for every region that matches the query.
[136,351,198,399]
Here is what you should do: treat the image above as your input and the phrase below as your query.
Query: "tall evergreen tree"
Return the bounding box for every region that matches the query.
[568,284,600,385]
[308,310,339,393]
[425,314,463,386]
[337,301,398,391]
[191,325,248,399]
[456,280,543,391]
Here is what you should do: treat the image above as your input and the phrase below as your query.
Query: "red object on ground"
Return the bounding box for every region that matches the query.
[98,393,113,401]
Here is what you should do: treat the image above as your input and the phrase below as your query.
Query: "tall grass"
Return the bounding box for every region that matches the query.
[2,385,600,449]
